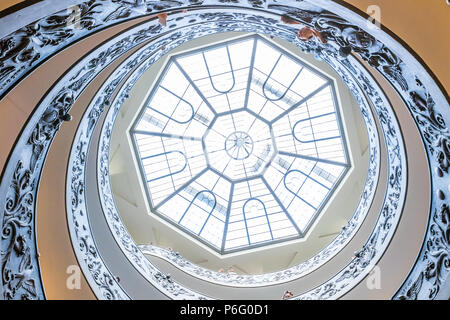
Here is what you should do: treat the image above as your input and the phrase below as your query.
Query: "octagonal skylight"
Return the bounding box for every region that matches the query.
[131,35,350,254]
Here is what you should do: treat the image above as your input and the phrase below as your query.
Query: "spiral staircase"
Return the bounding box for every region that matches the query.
[0,0,448,300]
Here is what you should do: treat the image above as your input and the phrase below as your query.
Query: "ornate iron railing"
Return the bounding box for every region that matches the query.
[0,0,448,300]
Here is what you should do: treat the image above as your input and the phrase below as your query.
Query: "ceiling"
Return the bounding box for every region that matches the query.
[129,34,351,255]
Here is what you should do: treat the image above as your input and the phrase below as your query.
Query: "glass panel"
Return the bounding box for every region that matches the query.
[132,35,350,253]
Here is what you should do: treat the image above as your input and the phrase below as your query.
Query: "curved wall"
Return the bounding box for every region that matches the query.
[0,0,447,300]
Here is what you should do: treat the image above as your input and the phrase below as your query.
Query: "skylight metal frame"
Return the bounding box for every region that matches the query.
[130,34,351,255]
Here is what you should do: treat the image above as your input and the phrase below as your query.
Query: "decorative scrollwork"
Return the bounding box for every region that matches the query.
[1,161,40,300]
[0,0,448,300]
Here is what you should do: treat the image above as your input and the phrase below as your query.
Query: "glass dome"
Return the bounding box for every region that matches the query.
[131,35,350,254]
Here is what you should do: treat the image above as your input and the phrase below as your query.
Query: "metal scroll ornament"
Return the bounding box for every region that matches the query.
[0,0,448,299]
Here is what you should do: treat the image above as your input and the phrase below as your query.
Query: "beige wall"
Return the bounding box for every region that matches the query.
[0,0,25,12]
[0,0,446,300]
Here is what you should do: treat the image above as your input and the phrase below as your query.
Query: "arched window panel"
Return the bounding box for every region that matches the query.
[261,55,303,101]
[225,186,260,249]
[133,133,208,206]
[145,86,194,124]
[248,67,303,121]
[135,63,212,138]
[158,195,191,222]
[249,37,328,113]
[175,38,253,113]
[199,215,225,248]
[246,88,276,118]
[191,68,248,113]
[272,86,347,164]
[179,193,226,247]
[268,156,346,232]
[159,61,191,96]
[314,139,346,164]
[288,67,328,98]
[272,116,318,158]
[223,179,298,251]
[309,163,346,189]
[292,113,341,145]
[269,161,317,231]
[284,200,317,231]
[157,170,231,249]
[243,199,273,244]
[203,46,236,94]
[264,156,331,229]
[305,86,336,118]
[179,191,217,231]
[252,39,282,77]
[271,102,315,154]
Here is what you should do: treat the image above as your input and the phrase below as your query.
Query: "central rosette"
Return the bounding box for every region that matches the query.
[225,131,254,160]
[204,111,276,181]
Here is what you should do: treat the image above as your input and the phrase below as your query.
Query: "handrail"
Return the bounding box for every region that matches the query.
[0,0,447,300]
